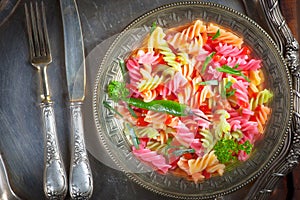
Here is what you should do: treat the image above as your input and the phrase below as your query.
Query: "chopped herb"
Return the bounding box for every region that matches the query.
[201,52,216,74]
[127,105,138,118]
[103,101,123,118]
[216,65,250,82]
[118,58,128,80]
[212,29,221,40]
[150,21,157,35]
[224,81,233,89]
[221,84,226,99]
[126,123,140,149]
[166,138,173,146]
[197,80,218,86]
[233,64,239,69]
[173,148,195,157]
[226,89,236,97]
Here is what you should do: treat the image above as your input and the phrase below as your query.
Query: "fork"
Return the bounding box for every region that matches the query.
[25,2,67,199]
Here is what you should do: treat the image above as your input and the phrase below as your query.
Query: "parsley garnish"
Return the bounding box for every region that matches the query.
[213,139,253,163]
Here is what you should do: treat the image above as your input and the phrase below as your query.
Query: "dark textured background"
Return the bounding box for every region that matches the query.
[0,0,298,199]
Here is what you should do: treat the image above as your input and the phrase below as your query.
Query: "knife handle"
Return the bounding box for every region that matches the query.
[69,102,93,199]
[40,102,67,199]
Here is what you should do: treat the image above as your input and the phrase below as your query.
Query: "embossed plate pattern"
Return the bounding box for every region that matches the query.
[93,2,293,199]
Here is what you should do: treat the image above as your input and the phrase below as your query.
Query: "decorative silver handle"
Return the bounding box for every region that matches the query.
[244,0,300,199]
[69,102,93,199]
[41,102,67,200]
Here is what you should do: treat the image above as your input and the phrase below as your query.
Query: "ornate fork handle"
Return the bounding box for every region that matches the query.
[244,0,300,199]
[24,2,67,199]
[41,101,67,199]
[69,102,93,199]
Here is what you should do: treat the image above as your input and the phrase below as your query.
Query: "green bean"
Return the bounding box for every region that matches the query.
[125,98,189,117]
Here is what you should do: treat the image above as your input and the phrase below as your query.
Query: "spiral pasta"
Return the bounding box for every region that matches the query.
[249,89,273,110]
[207,23,243,48]
[200,129,215,153]
[148,27,181,71]
[107,19,273,182]
[188,151,225,175]
[167,20,206,55]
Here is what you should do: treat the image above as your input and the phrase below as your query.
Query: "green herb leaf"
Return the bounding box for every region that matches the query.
[197,80,218,86]
[127,105,138,118]
[118,58,128,80]
[173,148,195,157]
[216,65,250,82]
[233,64,239,69]
[226,89,236,97]
[201,52,216,74]
[103,101,123,118]
[212,29,221,40]
[126,123,140,149]
[150,21,157,35]
[224,81,233,89]
[166,138,173,146]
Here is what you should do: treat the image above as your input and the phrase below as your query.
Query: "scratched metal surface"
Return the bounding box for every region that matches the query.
[0,0,254,199]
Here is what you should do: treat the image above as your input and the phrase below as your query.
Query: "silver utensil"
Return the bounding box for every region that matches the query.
[25,2,67,199]
[59,0,93,199]
[0,154,21,200]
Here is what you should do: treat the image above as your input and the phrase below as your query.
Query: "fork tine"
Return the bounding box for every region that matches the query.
[41,1,51,58]
[25,3,34,60]
[29,2,40,57]
[35,2,46,57]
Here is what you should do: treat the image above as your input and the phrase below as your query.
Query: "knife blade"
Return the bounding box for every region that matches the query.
[59,0,93,199]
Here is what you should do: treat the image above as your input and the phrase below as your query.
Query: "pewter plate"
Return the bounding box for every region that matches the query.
[93,2,292,199]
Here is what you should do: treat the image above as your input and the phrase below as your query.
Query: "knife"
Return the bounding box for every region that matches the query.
[59,0,93,199]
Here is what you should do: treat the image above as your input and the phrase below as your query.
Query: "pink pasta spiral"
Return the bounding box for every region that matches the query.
[215,43,247,59]
[136,50,159,65]
[159,72,188,97]
[132,145,171,174]
[126,58,142,86]
[232,80,250,108]
[174,121,195,147]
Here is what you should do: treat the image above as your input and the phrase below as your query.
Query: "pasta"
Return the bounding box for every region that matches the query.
[107,19,273,182]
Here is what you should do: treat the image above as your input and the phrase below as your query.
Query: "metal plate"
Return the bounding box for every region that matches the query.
[93,2,292,199]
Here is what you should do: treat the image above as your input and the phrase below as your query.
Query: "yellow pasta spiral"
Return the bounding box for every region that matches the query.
[249,89,273,110]
[148,27,181,71]
[207,23,243,48]
[137,75,163,92]
[188,151,225,175]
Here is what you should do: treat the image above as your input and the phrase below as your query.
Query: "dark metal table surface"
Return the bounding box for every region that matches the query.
[0,0,299,199]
